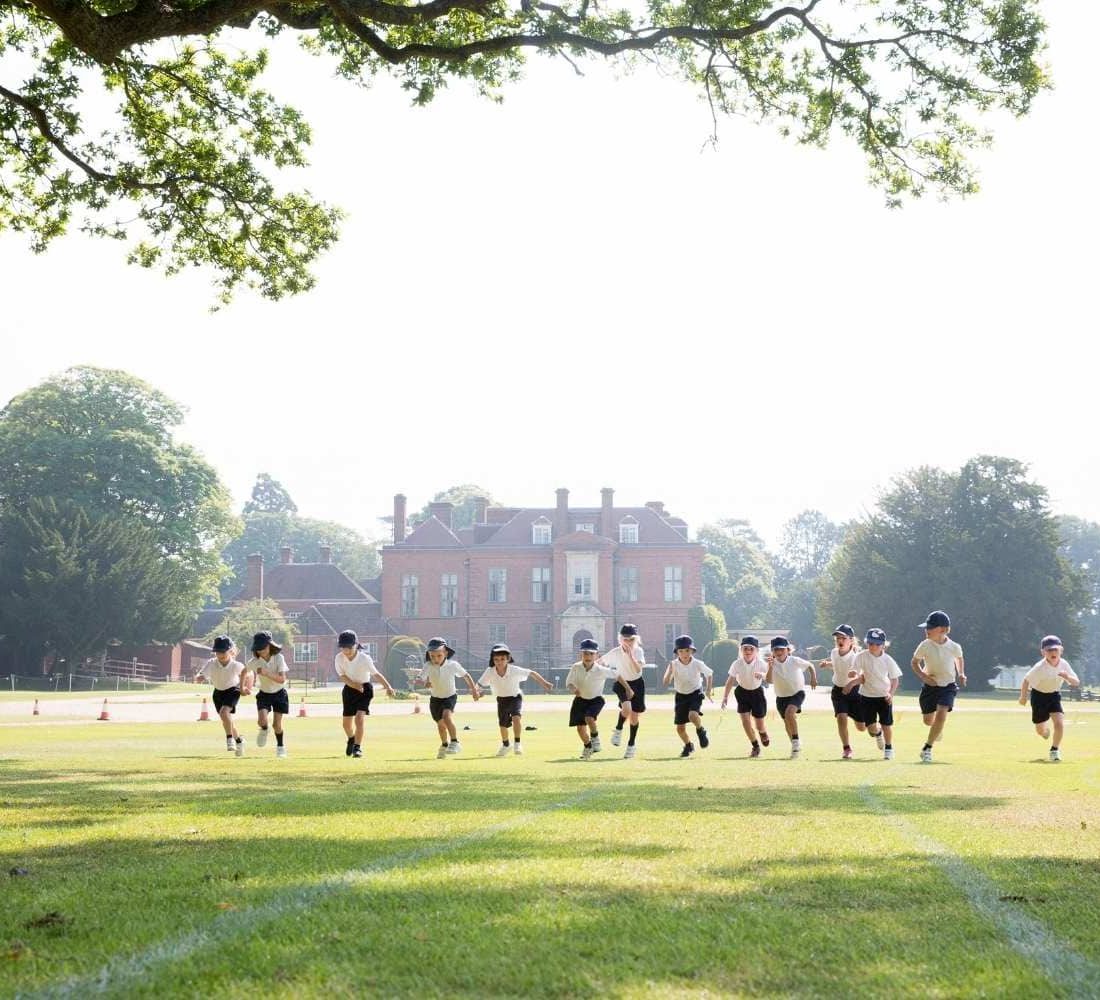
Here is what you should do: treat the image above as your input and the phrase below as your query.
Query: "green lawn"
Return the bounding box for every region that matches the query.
[2,701,1098,999]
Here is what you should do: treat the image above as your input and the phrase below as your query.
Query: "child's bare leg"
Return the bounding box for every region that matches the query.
[688,710,704,735]
[342,715,355,739]
[272,711,284,737]
[783,707,798,738]
[436,719,449,743]
[512,716,522,741]
[852,717,867,733]
[926,705,949,744]
[676,723,690,745]
[499,725,510,743]
[354,712,365,744]
[1051,713,1065,747]
[739,712,755,740]
[882,724,893,745]
[257,707,269,732]
[576,723,589,745]
[754,716,769,739]
[586,716,599,740]
[1034,721,1051,739]
[442,710,457,741]
[836,713,850,745]
[219,706,235,738]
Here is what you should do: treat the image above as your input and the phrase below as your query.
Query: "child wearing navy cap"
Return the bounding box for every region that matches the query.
[850,629,902,760]
[194,635,247,756]
[566,639,629,760]
[1019,636,1080,762]
[911,610,966,763]
[662,635,713,757]
[720,636,770,757]
[765,636,816,759]
[247,631,291,758]
[335,629,396,759]
[477,644,554,756]
[603,623,647,759]
[818,624,868,759]
[417,637,480,758]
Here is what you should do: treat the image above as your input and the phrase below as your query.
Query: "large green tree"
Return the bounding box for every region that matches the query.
[0,1,1047,299]
[0,498,200,667]
[243,473,299,515]
[771,509,845,648]
[201,599,298,659]
[410,484,497,532]
[818,456,1089,687]
[0,367,237,617]
[698,519,775,627]
[1057,515,1100,684]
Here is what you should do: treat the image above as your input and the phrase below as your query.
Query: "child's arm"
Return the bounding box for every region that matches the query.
[462,673,481,701]
[373,668,396,697]
[1059,664,1081,687]
[1019,678,1030,705]
[526,670,554,693]
[721,674,736,708]
[704,670,714,700]
[886,676,899,702]
[842,669,861,695]
[807,662,818,690]
[764,662,774,686]
[955,654,967,687]
[911,656,932,685]
[662,662,674,687]
[336,669,363,692]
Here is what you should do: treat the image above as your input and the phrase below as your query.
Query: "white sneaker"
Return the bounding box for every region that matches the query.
[513,744,523,755]
[1050,748,1062,762]
[884,748,894,761]
[225,739,235,752]
[623,745,637,759]
[790,738,801,756]
[590,737,602,753]
[874,730,885,751]
[496,745,510,757]
[920,747,932,763]
[447,740,461,754]
[581,746,593,759]
[790,747,801,760]
[610,730,622,747]
[256,727,269,748]
[234,739,245,757]
[437,745,448,759]
[276,746,287,759]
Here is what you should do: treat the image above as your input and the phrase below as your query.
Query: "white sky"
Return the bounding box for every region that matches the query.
[1,3,1097,549]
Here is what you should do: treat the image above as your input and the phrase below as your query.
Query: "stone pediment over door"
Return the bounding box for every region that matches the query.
[558,603,609,654]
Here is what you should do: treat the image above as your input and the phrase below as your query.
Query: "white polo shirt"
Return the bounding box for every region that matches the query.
[730,656,765,691]
[913,638,964,686]
[668,657,713,695]
[566,662,618,700]
[478,663,532,698]
[423,659,468,698]
[1023,658,1078,694]
[854,650,902,698]
[600,644,646,682]
[198,657,244,691]
[335,650,380,685]
[248,652,288,693]
[770,655,813,698]
[828,648,858,688]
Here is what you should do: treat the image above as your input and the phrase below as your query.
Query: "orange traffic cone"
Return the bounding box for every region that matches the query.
[297,697,307,718]
[33,699,40,716]
[97,698,110,721]
[198,697,211,721]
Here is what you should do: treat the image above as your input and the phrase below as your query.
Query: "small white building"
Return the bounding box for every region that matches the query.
[989,665,1030,690]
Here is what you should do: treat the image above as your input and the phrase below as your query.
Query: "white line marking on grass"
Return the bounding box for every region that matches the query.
[25,786,605,1000]
[858,783,1100,995]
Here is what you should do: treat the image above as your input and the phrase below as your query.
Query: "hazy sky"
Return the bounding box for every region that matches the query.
[1,3,1096,548]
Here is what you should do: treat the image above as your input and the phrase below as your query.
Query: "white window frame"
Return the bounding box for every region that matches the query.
[664,565,683,602]
[361,641,377,659]
[573,574,592,599]
[401,573,419,617]
[531,521,552,545]
[619,521,639,545]
[488,624,507,645]
[488,568,507,604]
[293,641,318,663]
[531,566,551,603]
[440,573,458,618]
[617,566,639,603]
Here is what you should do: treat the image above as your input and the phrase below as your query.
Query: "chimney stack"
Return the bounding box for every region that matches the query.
[428,501,454,531]
[645,500,666,517]
[601,487,614,538]
[472,496,489,525]
[393,494,407,544]
[555,488,569,538]
[280,545,293,565]
[319,545,332,564]
[246,553,264,601]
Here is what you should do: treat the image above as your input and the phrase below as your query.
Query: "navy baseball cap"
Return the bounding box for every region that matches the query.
[832,624,855,639]
[1041,635,1063,650]
[425,637,456,660]
[740,635,760,648]
[337,630,358,648]
[579,638,599,652]
[865,628,887,645]
[251,630,281,654]
[619,624,639,637]
[212,635,232,653]
[674,635,695,651]
[919,610,951,629]
[770,636,790,650]
[489,643,514,662]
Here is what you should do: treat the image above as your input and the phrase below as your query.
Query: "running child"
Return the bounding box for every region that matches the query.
[194,635,247,756]
[603,623,647,758]
[566,638,630,760]
[818,624,869,759]
[335,629,395,759]
[662,635,713,757]
[911,610,966,763]
[851,628,902,760]
[1019,635,1080,762]
[247,630,291,758]
[477,643,553,756]
[721,636,770,757]
[765,636,816,759]
[418,636,480,758]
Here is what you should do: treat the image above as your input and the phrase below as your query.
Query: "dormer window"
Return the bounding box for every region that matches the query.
[619,517,639,544]
[532,518,552,545]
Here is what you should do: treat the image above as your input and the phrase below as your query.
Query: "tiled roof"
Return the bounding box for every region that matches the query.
[310,602,385,637]
[402,515,464,547]
[237,562,375,602]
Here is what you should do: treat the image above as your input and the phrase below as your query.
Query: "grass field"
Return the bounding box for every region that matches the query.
[2,697,1099,999]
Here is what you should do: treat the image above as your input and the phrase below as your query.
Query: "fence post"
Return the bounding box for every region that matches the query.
[69,673,73,693]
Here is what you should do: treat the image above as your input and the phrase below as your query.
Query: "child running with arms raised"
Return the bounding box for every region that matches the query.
[477,643,553,756]
[1019,635,1080,762]
[851,628,902,760]
[721,636,770,757]
[765,636,816,759]
[194,635,248,757]
[912,610,966,763]
[419,636,480,758]
[818,624,869,759]
[662,635,713,757]
[567,638,629,760]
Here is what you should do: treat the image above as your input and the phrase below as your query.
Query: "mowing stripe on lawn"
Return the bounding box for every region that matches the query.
[27,784,606,1000]
[858,782,1100,995]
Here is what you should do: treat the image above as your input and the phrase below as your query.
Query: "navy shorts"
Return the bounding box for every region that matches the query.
[1030,689,1063,724]
[429,694,458,722]
[613,676,646,713]
[212,687,240,714]
[256,689,290,715]
[919,682,957,715]
[496,695,523,728]
[861,696,894,727]
[734,686,767,719]
[569,695,605,727]
[341,683,373,717]
[776,691,806,717]
[831,684,862,718]
[674,690,705,725]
